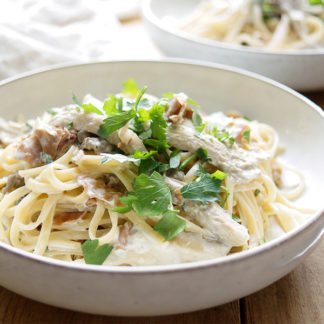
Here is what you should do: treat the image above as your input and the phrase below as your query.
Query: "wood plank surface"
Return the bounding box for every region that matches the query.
[0,16,323,324]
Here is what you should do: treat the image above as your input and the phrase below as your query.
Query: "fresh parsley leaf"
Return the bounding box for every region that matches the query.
[25,122,32,130]
[150,105,167,140]
[179,153,197,171]
[98,109,136,138]
[254,188,261,196]
[195,148,211,163]
[211,170,228,181]
[81,239,113,265]
[65,122,73,130]
[72,92,82,106]
[308,0,323,4]
[243,129,250,143]
[169,150,181,169]
[122,78,140,99]
[138,128,152,140]
[134,86,148,111]
[232,213,242,223]
[81,103,103,115]
[40,152,53,165]
[220,185,230,207]
[181,174,223,204]
[153,210,186,241]
[158,163,170,173]
[47,109,58,116]
[133,150,158,159]
[103,95,119,116]
[131,171,172,217]
[144,139,170,151]
[195,164,208,177]
[162,92,174,99]
[187,98,201,110]
[208,127,235,148]
[192,111,205,133]
[113,206,133,214]
[258,238,266,245]
[138,158,161,174]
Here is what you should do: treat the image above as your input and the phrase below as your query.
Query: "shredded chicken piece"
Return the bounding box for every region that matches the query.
[16,127,76,167]
[164,176,249,247]
[2,173,25,194]
[77,175,122,208]
[165,93,188,124]
[53,211,86,226]
[166,120,268,183]
[117,222,133,248]
[77,130,113,153]
[183,200,249,247]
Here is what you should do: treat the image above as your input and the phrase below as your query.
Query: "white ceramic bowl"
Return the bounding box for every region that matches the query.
[142,0,324,91]
[0,60,323,316]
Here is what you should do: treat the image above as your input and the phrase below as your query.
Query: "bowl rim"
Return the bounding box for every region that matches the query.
[0,58,323,274]
[142,0,324,56]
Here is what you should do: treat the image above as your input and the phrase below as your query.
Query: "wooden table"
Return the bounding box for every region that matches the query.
[0,17,323,324]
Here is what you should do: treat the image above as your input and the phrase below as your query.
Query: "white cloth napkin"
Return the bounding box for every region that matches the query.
[0,0,124,80]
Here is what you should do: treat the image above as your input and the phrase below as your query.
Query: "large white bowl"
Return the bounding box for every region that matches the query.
[142,0,324,91]
[0,60,323,316]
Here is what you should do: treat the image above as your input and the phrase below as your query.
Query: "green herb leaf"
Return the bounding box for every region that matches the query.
[181,174,222,204]
[113,206,133,214]
[243,129,250,143]
[138,128,152,140]
[81,103,103,115]
[133,150,158,159]
[254,188,261,196]
[98,109,136,138]
[133,86,148,111]
[47,109,58,116]
[81,239,113,265]
[211,170,228,181]
[192,111,204,133]
[232,213,242,223]
[122,78,140,99]
[179,153,197,171]
[258,238,266,245]
[195,164,208,177]
[26,122,33,130]
[144,139,170,151]
[138,158,161,174]
[72,93,82,106]
[65,122,73,130]
[131,171,172,217]
[169,150,181,169]
[103,95,119,116]
[153,210,186,241]
[196,148,211,163]
[40,152,53,165]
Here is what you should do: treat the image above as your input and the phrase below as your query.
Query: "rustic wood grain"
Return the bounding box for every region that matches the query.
[0,287,240,324]
[241,239,324,324]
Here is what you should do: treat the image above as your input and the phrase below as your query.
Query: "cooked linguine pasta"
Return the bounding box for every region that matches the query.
[0,80,313,266]
[178,0,324,50]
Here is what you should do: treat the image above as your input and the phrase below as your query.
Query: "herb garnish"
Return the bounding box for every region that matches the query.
[243,129,250,143]
[81,239,113,265]
[114,172,185,240]
[153,210,186,241]
[254,188,261,196]
[232,214,242,223]
[181,174,223,204]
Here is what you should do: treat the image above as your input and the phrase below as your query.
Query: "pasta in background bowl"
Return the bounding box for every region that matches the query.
[142,0,324,90]
[0,60,323,316]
